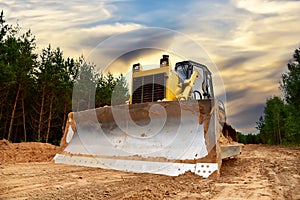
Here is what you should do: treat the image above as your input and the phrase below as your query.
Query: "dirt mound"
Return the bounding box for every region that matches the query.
[0,140,60,164]
[0,139,12,151]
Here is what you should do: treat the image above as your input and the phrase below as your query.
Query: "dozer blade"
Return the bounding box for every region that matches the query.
[54,100,222,178]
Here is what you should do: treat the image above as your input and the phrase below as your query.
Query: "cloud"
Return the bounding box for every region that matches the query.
[66,22,145,57]
[5,0,114,30]
[232,0,300,14]
[220,51,263,70]
[228,103,265,133]
[3,0,127,57]
[84,28,176,71]
[102,48,167,74]
[226,1,300,54]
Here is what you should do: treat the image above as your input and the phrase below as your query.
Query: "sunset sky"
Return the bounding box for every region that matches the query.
[3,0,300,133]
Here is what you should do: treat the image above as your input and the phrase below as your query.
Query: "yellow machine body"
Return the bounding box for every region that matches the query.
[54,55,242,178]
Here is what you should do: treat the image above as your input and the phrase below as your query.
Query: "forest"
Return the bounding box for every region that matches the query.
[257,47,300,145]
[1,11,299,146]
[0,11,129,144]
[239,47,300,145]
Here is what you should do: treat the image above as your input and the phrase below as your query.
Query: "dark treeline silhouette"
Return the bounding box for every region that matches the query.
[0,11,129,145]
[237,132,262,144]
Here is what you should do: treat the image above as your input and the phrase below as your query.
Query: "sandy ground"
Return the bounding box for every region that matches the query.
[0,140,299,200]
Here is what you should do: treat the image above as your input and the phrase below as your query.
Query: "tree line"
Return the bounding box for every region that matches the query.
[0,11,129,144]
[236,132,261,144]
[251,47,300,145]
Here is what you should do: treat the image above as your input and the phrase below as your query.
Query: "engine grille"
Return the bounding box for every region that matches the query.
[132,73,166,104]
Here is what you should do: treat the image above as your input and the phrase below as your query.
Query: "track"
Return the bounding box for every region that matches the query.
[0,141,299,199]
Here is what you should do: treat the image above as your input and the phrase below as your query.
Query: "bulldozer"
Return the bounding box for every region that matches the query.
[54,55,242,178]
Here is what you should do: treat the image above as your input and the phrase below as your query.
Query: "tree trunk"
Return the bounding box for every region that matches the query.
[0,89,9,139]
[0,89,9,125]
[38,85,46,141]
[3,118,8,139]
[62,102,67,133]
[88,93,91,109]
[77,95,80,111]
[22,91,27,142]
[7,84,21,141]
[46,93,54,143]
[277,116,282,145]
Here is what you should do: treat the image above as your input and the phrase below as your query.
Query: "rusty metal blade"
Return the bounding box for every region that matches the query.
[54,100,220,178]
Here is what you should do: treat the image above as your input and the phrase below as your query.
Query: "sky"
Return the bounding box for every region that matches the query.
[2,0,300,133]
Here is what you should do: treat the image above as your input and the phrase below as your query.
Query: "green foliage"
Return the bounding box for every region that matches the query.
[257,47,300,145]
[263,96,285,144]
[255,116,266,143]
[0,11,129,144]
[73,58,98,111]
[237,132,261,144]
[281,47,300,110]
[280,47,300,145]
[95,72,114,107]
[236,132,246,144]
[96,72,129,107]
[0,11,38,141]
[111,74,130,105]
[282,104,300,145]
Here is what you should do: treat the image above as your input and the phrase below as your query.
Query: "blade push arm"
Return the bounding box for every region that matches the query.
[177,70,198,100]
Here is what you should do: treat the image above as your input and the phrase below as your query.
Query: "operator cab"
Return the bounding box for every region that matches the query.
[175,61,214,100]
[175,62,193,80]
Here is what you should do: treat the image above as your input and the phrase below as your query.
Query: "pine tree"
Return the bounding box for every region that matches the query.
[280,47,300,144]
